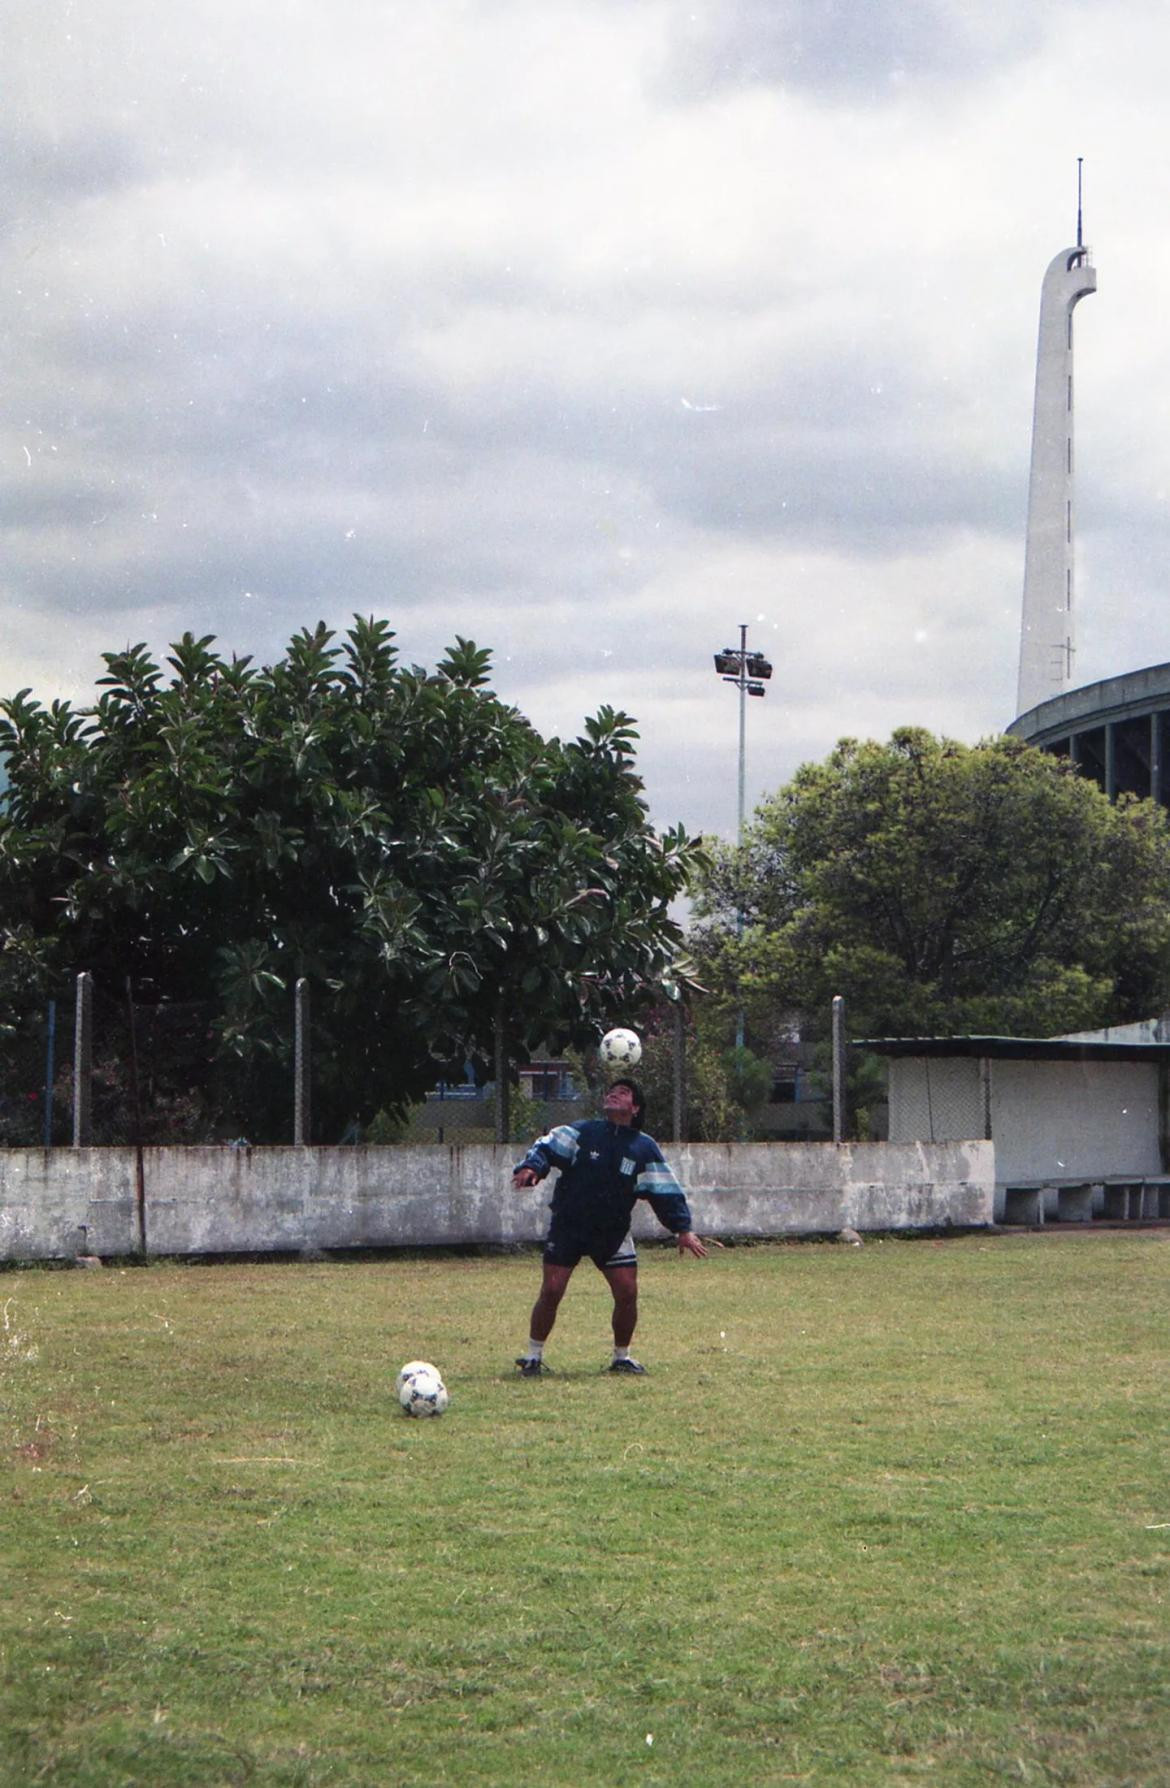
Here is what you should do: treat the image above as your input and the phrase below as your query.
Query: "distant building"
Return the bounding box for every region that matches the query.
[516,1059,577,1101]
[1008,663,1170,806]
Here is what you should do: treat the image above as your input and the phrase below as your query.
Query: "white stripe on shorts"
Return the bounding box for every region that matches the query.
[603,1232,637,1269]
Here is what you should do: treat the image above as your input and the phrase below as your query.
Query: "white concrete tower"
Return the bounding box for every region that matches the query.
[1016,209,1096,717]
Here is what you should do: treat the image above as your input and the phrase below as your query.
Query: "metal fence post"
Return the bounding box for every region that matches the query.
[125,978,147,1254]
[294,978,311,1145]
[672,1000,687,1144]
[832,994,846,1144]
[493,997,509,1144]
[43,999,57,1147]
[72,972,93,1147]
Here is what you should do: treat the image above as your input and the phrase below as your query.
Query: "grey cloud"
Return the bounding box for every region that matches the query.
[660,0,1048,102]
[438,349,1026,547]
[2,0,1163,849]
[648,417,1025,543]
[0,123,146,218]
[9,267,1029,668]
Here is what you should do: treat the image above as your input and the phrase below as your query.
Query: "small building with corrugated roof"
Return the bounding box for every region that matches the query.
[857,1024,1170,1224]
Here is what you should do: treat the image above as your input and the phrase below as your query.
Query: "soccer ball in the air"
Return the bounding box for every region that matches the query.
[599,1027,642,1070]
[396,1360,450,1418]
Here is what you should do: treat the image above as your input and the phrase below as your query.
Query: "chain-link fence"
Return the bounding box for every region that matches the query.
[885,1054,987,1143]
[401,1092,590,1148]
[92,985,222,1146]
[1,975,875,1147]
[0,991,76,1147]
[0,982,222,1147]
[0,977,602,1148]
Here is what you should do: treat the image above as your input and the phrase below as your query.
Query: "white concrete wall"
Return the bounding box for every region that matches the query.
[989,1059,1161,1184]
[0,1140,995,1261]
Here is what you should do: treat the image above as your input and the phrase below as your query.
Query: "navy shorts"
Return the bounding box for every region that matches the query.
[543,1216,637,1272]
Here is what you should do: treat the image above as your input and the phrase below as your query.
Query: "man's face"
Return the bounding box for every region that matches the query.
[602,1083,639,1126]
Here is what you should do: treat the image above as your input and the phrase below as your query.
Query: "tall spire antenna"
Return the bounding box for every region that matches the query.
[1077,156,1084,249]
[1016,209,1096,716]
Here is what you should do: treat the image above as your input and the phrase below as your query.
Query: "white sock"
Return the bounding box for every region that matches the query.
[612,1345,631,1362]
[523,1339,543,1361]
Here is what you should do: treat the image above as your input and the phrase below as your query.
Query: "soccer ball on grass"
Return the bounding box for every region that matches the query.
[396,1360,450,1418]
[599,1027,642,1071]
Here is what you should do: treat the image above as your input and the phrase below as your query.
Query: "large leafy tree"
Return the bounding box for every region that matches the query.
[0,618,702,1139]
[693,727,1170,1045]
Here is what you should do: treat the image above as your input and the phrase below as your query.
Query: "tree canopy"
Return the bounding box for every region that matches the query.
[0,618,703,1139]
[693,727,1170,1044]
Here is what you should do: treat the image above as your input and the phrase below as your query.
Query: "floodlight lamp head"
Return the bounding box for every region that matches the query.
[746,654,772,679]
[747,681,765,697]
[713,650,740,675]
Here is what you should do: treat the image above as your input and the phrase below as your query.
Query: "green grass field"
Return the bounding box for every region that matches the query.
[2,1233,1167,1786]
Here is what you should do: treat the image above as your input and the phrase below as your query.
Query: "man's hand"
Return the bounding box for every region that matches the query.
[676,1230,711,1258]
[512,1167,541,1190]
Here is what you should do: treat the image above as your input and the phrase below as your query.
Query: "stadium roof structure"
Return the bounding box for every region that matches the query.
[854,1035,1170,1063]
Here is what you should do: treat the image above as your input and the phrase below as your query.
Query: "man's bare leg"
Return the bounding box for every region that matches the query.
[529,1261,575,1341]
[601,1263,638,1349]
[517,1262,576,1372]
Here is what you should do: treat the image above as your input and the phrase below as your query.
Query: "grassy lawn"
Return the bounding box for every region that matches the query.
[2,1233,1167,1786]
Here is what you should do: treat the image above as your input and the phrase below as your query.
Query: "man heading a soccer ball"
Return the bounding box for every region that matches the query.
[511,1077,708,1377]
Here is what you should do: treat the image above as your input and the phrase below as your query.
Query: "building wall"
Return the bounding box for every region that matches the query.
[886,1055,1162,1212]
[989,1058,1161,1184]
[0,1139,995,1261]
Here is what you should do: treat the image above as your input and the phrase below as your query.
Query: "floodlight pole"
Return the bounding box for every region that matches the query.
[734,623,748,1052]
[736,621,747,848]
[712,623,772,1054]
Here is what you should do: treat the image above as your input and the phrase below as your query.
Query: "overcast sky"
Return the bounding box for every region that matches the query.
[6,0,1170,840]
